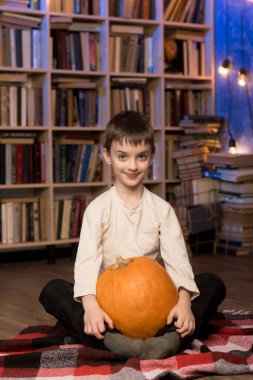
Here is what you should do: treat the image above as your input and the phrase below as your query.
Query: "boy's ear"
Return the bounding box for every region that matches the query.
[102,147,111,165]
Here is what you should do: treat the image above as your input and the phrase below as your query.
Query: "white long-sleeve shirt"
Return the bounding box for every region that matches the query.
[74,186,199,300]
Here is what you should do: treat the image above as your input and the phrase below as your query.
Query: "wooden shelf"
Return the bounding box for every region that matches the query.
[164,22,212,31]
[0,0,214,250]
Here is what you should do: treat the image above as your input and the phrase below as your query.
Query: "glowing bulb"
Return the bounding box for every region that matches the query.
[228,137,237,154]
[228,146,237,154]
[218,58,231,76]
[237,68,247,87]
[218,66,229,76]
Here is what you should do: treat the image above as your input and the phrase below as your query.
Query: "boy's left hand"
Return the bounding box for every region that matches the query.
[166,288,195,338]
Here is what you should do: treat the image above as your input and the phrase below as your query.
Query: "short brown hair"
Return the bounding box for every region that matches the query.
[104,111,155,153]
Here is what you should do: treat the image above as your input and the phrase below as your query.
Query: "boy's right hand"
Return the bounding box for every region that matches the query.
[82,294,114,340]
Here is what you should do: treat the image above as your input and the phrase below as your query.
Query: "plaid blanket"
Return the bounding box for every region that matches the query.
[0,310,252,380]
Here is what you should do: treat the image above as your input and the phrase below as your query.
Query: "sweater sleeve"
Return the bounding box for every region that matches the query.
[159,204,200,300]
[74,202,103,301]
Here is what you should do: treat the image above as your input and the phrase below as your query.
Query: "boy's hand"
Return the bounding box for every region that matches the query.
[82,295,114,340]
[166,287,195,338]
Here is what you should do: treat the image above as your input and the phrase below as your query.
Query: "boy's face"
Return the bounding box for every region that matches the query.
[103,139,154,190]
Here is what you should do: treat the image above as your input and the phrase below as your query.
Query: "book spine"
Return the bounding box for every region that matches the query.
[31,29,41,69]
[202,170,222,180]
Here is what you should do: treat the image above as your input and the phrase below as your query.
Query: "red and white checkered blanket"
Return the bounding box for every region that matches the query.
[0,310,252,379]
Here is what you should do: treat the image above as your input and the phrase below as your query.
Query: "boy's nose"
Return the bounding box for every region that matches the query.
[128,159,138,170]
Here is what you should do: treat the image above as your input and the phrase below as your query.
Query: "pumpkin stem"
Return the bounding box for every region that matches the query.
[112,256,134,270]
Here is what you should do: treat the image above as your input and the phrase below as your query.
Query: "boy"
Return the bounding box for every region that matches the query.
[40,111,226,360]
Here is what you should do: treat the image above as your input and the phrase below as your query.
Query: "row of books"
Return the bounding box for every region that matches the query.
[109,0,156,20]
[165,39,206,77]
[0,26,42,69]
[110,83,154,125]
[164,0,205,24]
[53,140,102,183]
[110,24,154,73]
[54,195,94,240]
[165,89,211,127]
[204,152,253,256]
[0,138,46,184]
[0,0,39,9]
[51,29,100,71]
[50,0,100,14]
[29,0,40,9]
[0,198,42,244]
[51,85,99,127]
[0,0,29,8]
[0,84,43,127]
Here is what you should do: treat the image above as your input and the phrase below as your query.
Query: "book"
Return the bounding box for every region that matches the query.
[216,168,253,183]
[182,115,225,123]
[219,193,253,205]
[0,137,34,144]
[220,181,253,194]
[176,153,208,165]
[183,126,220,134]
[192,177,220,205]
[51,22,101,32]
[110,24,144,35]
[221,224,253,235]
[172,145,209,159]
[168,30,205,43]
[207,152,253,167]
[164,0,178,20]
[216,244,252,257]
[60,199,72,240]
[219,232,253,244]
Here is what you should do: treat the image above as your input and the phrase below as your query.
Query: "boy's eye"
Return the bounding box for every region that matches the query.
[138,154,148,161]
[117,154,127,160]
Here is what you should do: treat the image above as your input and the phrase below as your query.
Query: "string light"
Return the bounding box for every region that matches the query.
[228,136,237,154]
[218,58,231,76]
[237,68,247,86]
[218,0,231,78]
[222,0,237,153]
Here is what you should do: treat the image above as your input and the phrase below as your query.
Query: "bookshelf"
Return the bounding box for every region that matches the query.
[0,0,214,253]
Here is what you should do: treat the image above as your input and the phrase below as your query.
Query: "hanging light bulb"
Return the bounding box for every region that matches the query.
[228,136,237,154]
[218,58,231,76]
[237,68,247,86]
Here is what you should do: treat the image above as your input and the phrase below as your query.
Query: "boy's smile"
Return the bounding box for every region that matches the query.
[103,140,154,191]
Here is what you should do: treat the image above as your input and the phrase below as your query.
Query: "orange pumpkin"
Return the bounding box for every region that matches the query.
[96,256,178,339]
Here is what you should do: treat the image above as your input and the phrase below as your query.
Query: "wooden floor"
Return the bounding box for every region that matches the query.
[0,252,252,380]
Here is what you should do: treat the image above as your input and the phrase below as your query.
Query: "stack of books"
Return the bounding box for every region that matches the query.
[172,145,209,181]
[179,115,224,136]
[204,152,253,256]
[172,115,224,181]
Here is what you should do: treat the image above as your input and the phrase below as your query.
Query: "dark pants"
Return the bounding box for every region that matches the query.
[39,273,226,350]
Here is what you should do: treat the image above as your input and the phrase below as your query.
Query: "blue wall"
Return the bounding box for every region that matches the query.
[215,0,253,153]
